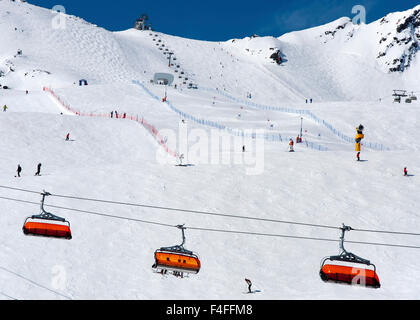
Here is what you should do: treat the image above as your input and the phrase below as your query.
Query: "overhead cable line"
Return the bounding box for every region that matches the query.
[0,185,341,231]
[1,195,420,250]
[0,292,18,301]
[1,185,420,237]
[0,196,175,229]
[0,266,72,300]
[353,227,420,237]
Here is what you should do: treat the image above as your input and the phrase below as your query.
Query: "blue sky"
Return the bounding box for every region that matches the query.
[31,0,418,40]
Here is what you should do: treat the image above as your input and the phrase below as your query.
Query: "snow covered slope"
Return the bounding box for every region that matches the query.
[0,0,420,300]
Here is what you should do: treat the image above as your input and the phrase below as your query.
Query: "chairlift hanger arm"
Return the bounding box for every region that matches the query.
[158,246,194,256]
[158,224,190,253]
[31,212,66,222]
[328,224,372,266]
[177,224,187,247]
[34,191,67,222]
[327,252,372,266]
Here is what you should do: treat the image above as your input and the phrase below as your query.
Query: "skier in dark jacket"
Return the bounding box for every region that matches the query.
[17,165,22,177]
[35,163,42,176]
[245,279,252,293]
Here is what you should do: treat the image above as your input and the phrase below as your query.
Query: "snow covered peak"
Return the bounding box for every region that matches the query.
[375,5,420,72]
[1,0,419,101]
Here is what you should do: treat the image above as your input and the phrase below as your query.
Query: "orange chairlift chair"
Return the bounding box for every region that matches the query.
[152,225,201,277]
[22,191,72,240]
[320,225,380,289]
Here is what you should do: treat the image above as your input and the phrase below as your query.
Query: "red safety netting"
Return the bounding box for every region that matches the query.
[43,87,178,158]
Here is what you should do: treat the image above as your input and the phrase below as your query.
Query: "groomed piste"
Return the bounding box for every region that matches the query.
[0,0,419,300]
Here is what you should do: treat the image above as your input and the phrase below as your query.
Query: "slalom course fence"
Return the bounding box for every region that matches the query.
[133,80,328,151]
[43,87,178,158]
[199,87,390,151]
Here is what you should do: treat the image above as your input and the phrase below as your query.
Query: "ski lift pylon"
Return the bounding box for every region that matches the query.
[22,191,72,240]
[152,225,201,277]
[319,224,380,289]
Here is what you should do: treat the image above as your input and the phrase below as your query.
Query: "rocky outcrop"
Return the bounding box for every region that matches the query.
[377,9,420,72]
[270,50,283,65]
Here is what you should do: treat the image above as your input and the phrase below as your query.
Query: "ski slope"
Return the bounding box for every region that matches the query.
[0,0,420,300]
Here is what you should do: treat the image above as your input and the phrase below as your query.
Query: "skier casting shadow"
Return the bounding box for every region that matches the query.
[244,278,261,294]
[65,133,75,142]
[176,154,195,167]
[356,152,368,162]
[404,168,414,177]
[245,278,252,293]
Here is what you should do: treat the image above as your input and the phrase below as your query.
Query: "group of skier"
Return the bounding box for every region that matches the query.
[16,163,42,178]
[15,133,74,178]
[110,110,127,119]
